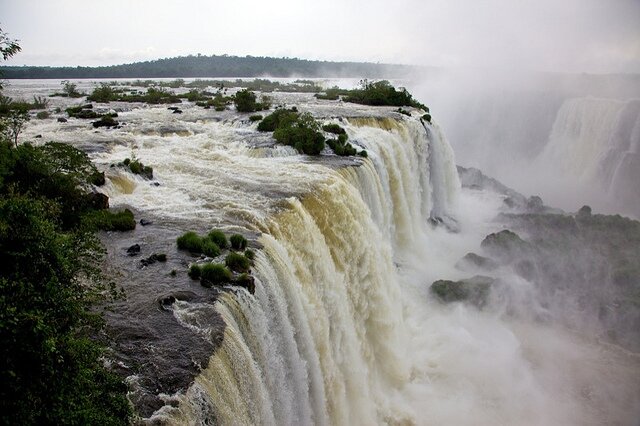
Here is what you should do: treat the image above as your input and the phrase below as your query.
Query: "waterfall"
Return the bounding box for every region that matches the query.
[535,97,640,216]
[154,117,461,425]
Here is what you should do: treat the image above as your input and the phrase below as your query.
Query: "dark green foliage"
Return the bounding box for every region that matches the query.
[326,130,361,157]
[249,114,263,122]
[230,234,248,250]
[87,83,118,103]
[225,252,250,273]
[0,150,131,422]
[188,264,201,280]
[155,253,167,262]
[35,110,50,119]
[244,248,255,261]
[234,89,258,112]
[257,108,299,132]
[121,158,153,179]
[200,263,232,287]
[177,231,220,257]
[269,111,325,156]
[177,231,204,252]
[357,150,368,158]
[421,113,432,123]
[322,123,346,135]
[343,80,428,110]
[208,229,228,249]
[202,239,221,257]
[86,209,136,231]
[0,56,419,80]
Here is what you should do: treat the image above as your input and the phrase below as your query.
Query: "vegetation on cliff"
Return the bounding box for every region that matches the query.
[0,31,131,424]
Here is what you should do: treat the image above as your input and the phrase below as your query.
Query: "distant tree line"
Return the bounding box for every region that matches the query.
[0,54,425,79]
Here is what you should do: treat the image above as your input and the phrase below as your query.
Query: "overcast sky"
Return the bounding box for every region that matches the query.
[1,0,639,73]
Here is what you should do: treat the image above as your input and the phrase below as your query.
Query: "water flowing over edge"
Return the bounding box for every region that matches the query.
[152,117,461,425]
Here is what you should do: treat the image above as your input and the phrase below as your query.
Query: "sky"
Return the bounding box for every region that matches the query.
[1,0,639,73]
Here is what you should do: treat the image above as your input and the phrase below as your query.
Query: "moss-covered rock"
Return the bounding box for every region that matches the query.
[430,275,494,308]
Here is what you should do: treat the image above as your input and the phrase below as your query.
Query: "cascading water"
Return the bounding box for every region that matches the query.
[7,79,638,425]
[153,116,460,425]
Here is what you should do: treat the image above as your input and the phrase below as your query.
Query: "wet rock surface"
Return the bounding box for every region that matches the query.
[100,219,226,418]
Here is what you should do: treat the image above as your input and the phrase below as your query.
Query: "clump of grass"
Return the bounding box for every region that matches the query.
[200,263,232,287]
[230,234,248,250]
[322,123,346,135]
[188,264,201,280]
[225,252,250,273]
[244,249,255,261]
[177,231,204,252]
[86,209,135,231]
[249,114,263,122]
[207,229,228,249]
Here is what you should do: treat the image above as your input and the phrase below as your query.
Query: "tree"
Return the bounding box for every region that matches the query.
[0,109,29,148]
[234,89,258,112]
[0,28,21,61]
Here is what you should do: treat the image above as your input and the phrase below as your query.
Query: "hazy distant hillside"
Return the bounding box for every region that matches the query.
[0,54,425,79]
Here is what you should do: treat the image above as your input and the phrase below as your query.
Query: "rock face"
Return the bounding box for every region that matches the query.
[88,192,109,210]
[126,244,141,256]
[456,252,498,271]
[430,275,494,308]
[478,211,640,351]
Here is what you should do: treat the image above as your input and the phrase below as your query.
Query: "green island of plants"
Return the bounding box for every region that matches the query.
[117,157,153,179]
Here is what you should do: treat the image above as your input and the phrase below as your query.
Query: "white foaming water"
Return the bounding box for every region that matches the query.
[8,80,638,425]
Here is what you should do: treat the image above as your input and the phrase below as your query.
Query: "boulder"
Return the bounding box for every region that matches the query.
[430,275,494,308]
[172,109,183,114]
[127,244,141,256]
[57,117,67,123]
[88,192,109,210]
[481,229,530,259]
[139,219,153,226]
[140,253,167,267]
[92,115,119,128]
[577,205,592,219]
[456,252,498,271]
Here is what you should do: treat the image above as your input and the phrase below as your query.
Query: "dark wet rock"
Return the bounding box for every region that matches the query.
[90,171,106,186]
[92,115,119,128]
[74,109,100,119]
[577,205,592,218]
[167,107,180,111]
[82,103,93,109]
[526,195,544,212]
[481,229,530,257]
[234,273,256,294]
[430,275,494,308]
[127,244,141,256]
[140,218,153,226]
[88,192,109,210]
[172,109,183,114]
[456,252,498,271]
[34,134,42,138]
[57,117,67,123]
[428,215,459,233]
[140,253,167,267]
[151,182,161,187]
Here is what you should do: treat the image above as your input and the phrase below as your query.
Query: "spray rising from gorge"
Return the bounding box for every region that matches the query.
[4,78,640,425]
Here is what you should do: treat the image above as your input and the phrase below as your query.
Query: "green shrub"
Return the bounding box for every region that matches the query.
[234,89,258,112]
[177,231,203,252]
[207,229,228,249]
[244,248,255,261]
[249,114,263,122]
[230,234,248,250]
[322,123,346,135]
[87,84,117,103]
[188,264,201,280]
[155,253,167,262]
[202,239,221,257]
[422,113,432,123]
[343,80,428,110]
[200,263,232,287]
[92,115,118,128]
[86,209,136,231]
[257,108,299,132]
[358,150,368,158]
[225,252,250,273]
[127,159,153,179]
[36,111,50,119]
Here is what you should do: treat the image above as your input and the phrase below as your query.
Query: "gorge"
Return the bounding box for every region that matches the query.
[3,79,640,425]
